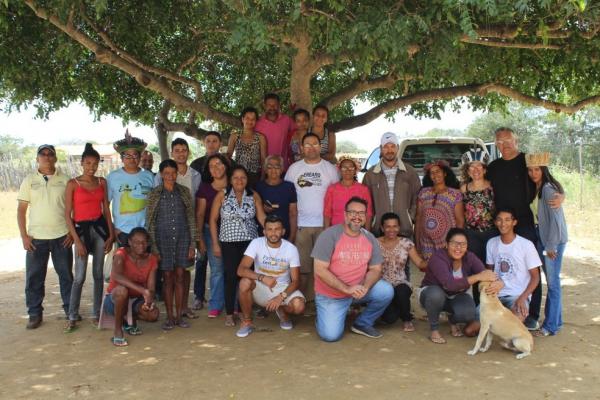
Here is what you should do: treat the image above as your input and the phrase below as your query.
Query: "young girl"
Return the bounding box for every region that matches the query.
[526,152,568,337]
[64,143,115,332]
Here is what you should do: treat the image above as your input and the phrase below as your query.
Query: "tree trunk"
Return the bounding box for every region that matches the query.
[289,33,313,111]
[155,121,169,160]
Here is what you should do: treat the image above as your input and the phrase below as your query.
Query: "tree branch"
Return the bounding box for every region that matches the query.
[331,83,600,132]
[460,36,561,50]
[157,100,208,140]
[24,0,239,128]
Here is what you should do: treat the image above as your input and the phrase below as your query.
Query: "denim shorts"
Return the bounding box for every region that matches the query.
[104,293,144,315]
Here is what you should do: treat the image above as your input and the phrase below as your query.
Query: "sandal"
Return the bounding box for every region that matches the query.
[182,310,199,319]
[63,321,78,334]
[225,315,235,327]
[124,325,143,336]
[450,325,464,337]
[161,320,175,331]
[403,321,415,332]
[176,319,190,328]
[111,336,129,347]
[533,328,552,337]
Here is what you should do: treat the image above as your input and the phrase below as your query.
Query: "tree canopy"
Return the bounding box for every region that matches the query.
[2,0,600,143]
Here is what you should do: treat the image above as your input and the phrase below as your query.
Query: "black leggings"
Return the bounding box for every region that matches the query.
[381,283,413,324]
[220,241,250,315]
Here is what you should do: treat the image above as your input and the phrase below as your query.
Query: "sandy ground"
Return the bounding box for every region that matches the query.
[1,243,599,400]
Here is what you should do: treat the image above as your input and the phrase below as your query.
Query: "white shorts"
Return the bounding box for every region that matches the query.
[252,281,305,307]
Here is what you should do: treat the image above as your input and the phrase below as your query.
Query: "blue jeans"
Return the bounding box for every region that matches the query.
[315,279,393,342]
[540,242,566,334]
[25,235,73,316]
[203,225,224,312]
[68,228,105,321]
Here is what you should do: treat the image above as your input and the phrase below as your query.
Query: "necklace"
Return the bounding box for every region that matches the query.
[265,239,282,265]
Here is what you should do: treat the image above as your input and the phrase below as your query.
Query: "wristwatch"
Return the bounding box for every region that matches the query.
[279,291,288,300]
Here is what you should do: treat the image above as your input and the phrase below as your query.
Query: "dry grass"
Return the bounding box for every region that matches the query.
[0,191,18,239]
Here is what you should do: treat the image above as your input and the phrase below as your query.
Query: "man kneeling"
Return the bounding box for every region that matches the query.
[237,215,305,337]
[105,227,159,346]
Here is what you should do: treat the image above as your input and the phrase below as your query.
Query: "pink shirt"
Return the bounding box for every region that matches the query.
[323,182,373,226]
[255,113,295,168]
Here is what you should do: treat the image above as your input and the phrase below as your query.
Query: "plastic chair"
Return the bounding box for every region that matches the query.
[97,295,135,330]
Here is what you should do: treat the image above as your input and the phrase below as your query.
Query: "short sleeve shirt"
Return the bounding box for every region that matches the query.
[107,168,154,234]
[311,225,383,298]
[244,237,300,285]
[486,235,541,297]
[17,170,69,239]
[255,180,297,235]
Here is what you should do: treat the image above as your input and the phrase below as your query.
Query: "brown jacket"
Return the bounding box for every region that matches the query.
[362,158,421,237]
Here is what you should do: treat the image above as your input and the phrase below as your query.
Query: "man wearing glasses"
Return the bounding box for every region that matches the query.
[17,144,74,329]
[107,130,154,247]
[284,133,339,302]
[312,196,393,341]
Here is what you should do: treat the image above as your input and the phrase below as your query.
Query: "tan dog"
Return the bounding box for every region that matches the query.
[467,281,534,359]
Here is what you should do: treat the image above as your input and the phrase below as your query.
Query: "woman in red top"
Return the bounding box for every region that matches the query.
[106,227,159,346]
[64,143,115,332]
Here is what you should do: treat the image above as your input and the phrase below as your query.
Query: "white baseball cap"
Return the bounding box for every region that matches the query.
[380,132,399,146]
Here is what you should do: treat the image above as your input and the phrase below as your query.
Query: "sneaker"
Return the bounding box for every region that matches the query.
[275,309,293,330]
[524,317,540,331]
[26,315,43,330]
[236,324,254,338]
[351,324,383,339]
[207,309,221,318]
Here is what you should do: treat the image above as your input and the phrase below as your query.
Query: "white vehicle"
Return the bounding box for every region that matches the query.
[360,136,490,180]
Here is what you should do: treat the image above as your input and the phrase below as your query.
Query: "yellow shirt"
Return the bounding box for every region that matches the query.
[17,170,69,239]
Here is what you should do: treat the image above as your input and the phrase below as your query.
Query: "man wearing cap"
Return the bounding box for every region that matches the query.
[17,144,74,329]
[107,130,155,247]
[363,132,421,237]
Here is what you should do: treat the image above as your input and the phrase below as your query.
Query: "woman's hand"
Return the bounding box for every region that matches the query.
[104,235,115,254]
[198,239,207,255]
[74,239,87,258]
[212,242,222,258]
[188,246,196,260]
[546,250,557,260]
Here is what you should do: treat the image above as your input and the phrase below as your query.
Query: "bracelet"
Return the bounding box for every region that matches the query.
[257,274,263,282]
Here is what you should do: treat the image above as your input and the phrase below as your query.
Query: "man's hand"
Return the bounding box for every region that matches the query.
[485,279,504,295]
[547,192,565,209]
[62,234,74,248]
[265,294,284,312]
[21,235,36,252]
[142,289,153,305]
[546,250,557,260]
[261,276,277,290]
[346,285,368,299]
[74,240,87,258]
[512,296,529,320]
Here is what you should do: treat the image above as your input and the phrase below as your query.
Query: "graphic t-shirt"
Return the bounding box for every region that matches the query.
[284,159,339,227]
[107,168,154,234]
[486,235,541,297]
[311,225,383,299]
[244,237,300,285]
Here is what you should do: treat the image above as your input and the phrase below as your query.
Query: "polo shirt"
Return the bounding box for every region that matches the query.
[17,170,69,239]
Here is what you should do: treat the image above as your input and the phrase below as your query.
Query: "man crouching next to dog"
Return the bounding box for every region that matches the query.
[105,227,159,346]
[486,207,541,322]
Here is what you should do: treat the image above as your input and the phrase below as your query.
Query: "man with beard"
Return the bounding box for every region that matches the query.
[235,215,305,337]
[311,197,393,341]
[255,93,295,169]
[363,132,421,237]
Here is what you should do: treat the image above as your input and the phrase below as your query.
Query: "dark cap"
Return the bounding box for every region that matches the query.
[37,144,56,155]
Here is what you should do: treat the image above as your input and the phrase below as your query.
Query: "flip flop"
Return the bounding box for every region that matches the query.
[182,310,199,319]
[111,336,129,347]
[403,322,415,332]
[450,325,464,337]
[430,335,447,344]
[161,320,175,331]
[176,319,190,328]
[63,321,78,334]
[533,328,551,337]
[225,315,235,327]
[124,325,143,336]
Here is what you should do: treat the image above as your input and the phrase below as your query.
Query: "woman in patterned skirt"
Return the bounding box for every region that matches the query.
[416,160,464,260]
[146,159,198,330]
[209,165,267,326]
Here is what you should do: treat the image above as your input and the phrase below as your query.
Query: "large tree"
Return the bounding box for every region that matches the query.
[2,0,600,154]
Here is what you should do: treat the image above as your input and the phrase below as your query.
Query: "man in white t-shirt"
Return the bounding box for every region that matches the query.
[486,208,541,321]
[285,133,339,302]
[236,215,306,337]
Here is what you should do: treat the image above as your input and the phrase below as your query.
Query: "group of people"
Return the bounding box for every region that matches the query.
[18,91,567,347]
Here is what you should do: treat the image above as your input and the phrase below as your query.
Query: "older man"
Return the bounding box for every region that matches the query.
[363,132,421,237]
[312,196,394,341]
[255,93,295,169]
[139,150,154,174]
[17,144,74,329]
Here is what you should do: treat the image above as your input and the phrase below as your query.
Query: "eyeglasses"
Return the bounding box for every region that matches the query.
[266,164,282,169]
[340,166,356,171]
[303,143,320,148]
[345,210,367,217]
[448,241,468,248]
[122,153,140,160]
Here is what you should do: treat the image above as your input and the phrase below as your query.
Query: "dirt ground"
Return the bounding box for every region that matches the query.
[1,245,599,400]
